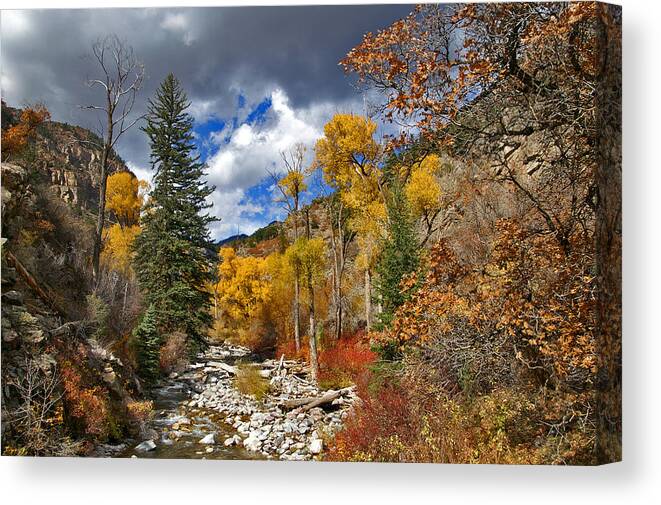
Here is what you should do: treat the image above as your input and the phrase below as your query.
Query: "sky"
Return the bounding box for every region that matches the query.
[1,5,413,240]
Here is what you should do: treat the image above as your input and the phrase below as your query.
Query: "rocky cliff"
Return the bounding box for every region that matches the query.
[3,103,127,213]
[1,108,143,456]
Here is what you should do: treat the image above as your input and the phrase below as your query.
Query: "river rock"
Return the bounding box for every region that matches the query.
[309,438,323,455]
[243,433,262,452]
[199,433,215,444]
[135,440,156,452]
[2,290,23,305]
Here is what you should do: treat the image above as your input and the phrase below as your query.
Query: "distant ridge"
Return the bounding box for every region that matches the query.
[214,219,282,250]
[217,233,249,247]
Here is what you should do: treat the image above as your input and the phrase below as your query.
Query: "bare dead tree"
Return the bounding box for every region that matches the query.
[80,34,145,285]
[267,142,308,352]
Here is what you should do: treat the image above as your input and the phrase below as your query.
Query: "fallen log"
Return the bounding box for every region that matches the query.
[50,321,85,338]
[5,250,67,316]
[208,362,271,378]
[281,386,354,411]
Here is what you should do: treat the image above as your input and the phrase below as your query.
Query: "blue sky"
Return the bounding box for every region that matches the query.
[1,5,413,240]
[194,97,285,238]
[191,89,330,240]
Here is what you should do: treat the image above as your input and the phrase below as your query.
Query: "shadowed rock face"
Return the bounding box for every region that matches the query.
[34,121,128,212]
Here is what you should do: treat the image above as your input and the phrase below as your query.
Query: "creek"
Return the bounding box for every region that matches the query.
[103,344,356,461]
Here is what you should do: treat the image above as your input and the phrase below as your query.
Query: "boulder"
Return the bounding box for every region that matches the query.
[243,434,262,452]
[2,290,23,305]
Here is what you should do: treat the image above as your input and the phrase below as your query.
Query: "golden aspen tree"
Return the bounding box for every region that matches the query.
[314,113,385,331]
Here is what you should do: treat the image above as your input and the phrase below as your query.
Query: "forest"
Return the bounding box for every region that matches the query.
[1,2,621,465]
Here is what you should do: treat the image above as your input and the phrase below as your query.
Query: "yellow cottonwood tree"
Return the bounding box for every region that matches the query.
[286,235,326,381]
[315,113,385,331]
[215,247,271,333]
[105,171,148,228]
[101,171,146,276]
[102,224,141,275]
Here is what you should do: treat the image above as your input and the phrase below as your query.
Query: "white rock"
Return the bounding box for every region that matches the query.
[135,440,156,452]
[199,433,215,444]
[309,438,323,454]
[243,434,262,452]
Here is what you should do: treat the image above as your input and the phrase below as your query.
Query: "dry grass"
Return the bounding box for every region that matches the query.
[234,363,270,401]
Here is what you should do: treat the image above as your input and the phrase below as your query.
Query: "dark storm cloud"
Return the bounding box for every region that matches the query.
[1,5,413,168]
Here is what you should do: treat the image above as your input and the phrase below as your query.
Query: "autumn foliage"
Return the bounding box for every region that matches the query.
[326,1,620,465]
[1,104,50,160]
[318,331,376,389]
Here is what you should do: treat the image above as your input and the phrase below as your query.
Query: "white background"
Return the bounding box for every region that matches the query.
[1,1,658,503]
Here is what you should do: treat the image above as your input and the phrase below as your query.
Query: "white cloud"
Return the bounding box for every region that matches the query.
[206,88,324,192]
[1,11,31,39]
[207,188,271,239]
[160,12,195,46]
[203,87,356,239]
[126,161,153,188]
[188,99,219,123]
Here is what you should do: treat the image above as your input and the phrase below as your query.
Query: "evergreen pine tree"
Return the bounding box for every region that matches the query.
[134,304,161,384]
[133,74,216,354]
[374,177,420,329]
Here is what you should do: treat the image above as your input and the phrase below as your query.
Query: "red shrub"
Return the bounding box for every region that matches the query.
[60,361,110,438]
[275,336,310,362]
[318,332,376,388]
[326,375,415,462]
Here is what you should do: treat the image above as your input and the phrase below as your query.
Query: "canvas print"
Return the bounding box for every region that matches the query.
[0,2,621,464]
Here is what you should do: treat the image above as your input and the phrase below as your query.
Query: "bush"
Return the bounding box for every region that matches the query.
[60,360,111,439]
[159,332,189,374]
[318,333,376,389]
[85,293,110,343]
[126,400,154,438]
[234,364,270,401]
[3,357,82,456]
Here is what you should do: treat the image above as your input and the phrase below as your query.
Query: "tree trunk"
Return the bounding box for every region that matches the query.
[308,277,318,383]
[92,146,110,284]
[594,3,622,464]
[331,227,342,341]
[364,268,372,332]
[294,276,301,352]
[92,93,113,286]
[306,208,319,382]
[293,206,301,352]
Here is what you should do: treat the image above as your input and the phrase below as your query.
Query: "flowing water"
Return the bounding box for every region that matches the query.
[119,371,264,460]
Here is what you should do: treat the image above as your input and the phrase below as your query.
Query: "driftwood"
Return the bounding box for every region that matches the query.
[50,321,85,337]
[208,362,271,378]
[281,386,354,412]
[5,251,66,316]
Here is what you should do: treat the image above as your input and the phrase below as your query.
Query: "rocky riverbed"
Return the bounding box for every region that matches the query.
[101,344,357,461]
